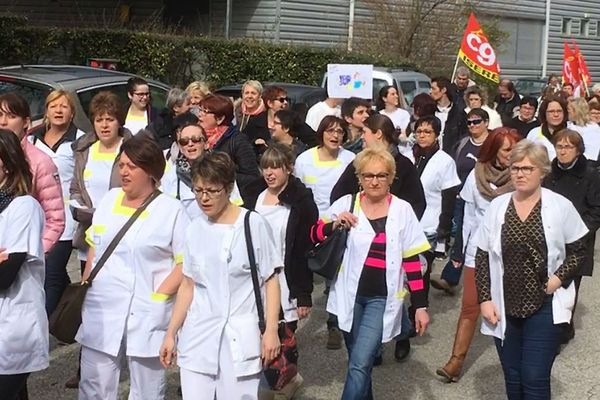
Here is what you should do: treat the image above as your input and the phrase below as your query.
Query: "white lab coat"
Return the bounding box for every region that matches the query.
[418,150,461,235]
[161,157,243,220]
[76,188,189,357]
[177,209,282,377]
[326,194,430,342]
[475,188,588,340]
[0,196,47,374]
[30,128,85,241]
[526,126,556,161]
[567,121,600,161]
[460,170,491,268]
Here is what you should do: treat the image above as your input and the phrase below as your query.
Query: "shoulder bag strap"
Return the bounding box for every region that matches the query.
[349,192,358,214]
[244,210,266,334]
[85,189,161,285]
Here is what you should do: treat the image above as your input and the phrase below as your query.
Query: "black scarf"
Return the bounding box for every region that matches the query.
[175,153,193,190]
[0,189,15,214]
[413,141,440,177]
[541,121,566,142]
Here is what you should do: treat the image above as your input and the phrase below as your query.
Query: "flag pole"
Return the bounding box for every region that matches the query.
[451,55,460,83]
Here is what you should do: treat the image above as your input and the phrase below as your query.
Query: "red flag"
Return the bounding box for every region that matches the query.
[572,39,591,87]
[562,41,580,87]
[457,13,500,83]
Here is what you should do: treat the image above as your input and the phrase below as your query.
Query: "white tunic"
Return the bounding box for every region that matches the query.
[476,189,588,340]
[76,189,190,357]
[161,157,244,220]
[295,147,355,217]
[305,101,341,131]
[380,108,410,131]
[326,194,430,342]
[0,196,47,374]
[567,122,600,161]
[30,129,85,241]
[124,110,148,136]
[418,150,461,235]
[255,190,297,322]
[177,209,282,377]
[460,170,491,268]
[526,126,556,160]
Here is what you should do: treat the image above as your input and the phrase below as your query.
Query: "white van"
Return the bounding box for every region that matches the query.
[321,67,431,107]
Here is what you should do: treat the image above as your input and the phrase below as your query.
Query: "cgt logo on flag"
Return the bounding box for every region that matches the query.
[458,13,500,83]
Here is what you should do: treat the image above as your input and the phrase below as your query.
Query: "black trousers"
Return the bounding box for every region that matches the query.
[0,373,29,400]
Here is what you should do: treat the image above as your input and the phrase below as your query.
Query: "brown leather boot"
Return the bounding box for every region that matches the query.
[436,318,477,383]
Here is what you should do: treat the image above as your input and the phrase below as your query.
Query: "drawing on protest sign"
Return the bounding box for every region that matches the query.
[327,64,373,99]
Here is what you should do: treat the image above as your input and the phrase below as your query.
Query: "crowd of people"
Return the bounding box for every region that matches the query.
[0,66,599,400]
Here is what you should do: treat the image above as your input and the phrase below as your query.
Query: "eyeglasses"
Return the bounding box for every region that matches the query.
[360,172,390,182]
[192,186,225,198]
[133,92,150,98]
[325,128,344,136]
[199,108,214,114]
[275,97,290,103]
[510,166,536,176]
[178,135,206,146]
[467,119,484,126]
[556,144,576,151]
[415,129,435,136]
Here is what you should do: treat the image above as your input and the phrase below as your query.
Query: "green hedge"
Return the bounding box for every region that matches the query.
[0,17,418,88]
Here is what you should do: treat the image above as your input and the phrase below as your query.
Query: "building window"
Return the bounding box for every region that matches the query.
[581,19,590,36]
[497,17,544,67]
[562,18,572,35]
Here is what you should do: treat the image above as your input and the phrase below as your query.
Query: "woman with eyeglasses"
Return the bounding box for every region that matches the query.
[124,77,158,135]
[436,128,521,383]
[198,94,259,190]
[412,115,461,300]
[295,116,356,217]
[310,146,430,399]
[543,129,600,344]
[476,140,587,399]
[566,98,600,165]
[159,152,282,399]
[526,96,568,161]
[162,114,242,219]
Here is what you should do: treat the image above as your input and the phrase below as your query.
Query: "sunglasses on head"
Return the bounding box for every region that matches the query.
[178,135,206,146]
[466,119,483,126]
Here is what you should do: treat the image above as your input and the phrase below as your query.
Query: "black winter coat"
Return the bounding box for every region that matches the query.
[441,104,467,155]
[330,147,427,219]
[146,108,174,150]
[544,155,600,276]
[212,125,260,190]
[242,176,319,307]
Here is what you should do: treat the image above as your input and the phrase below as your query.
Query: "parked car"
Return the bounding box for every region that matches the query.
[321,67,431,107]
[0,65,170,132]
[514,77,547,98]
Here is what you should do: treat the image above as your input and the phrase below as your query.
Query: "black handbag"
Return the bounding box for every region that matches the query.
[244,211,299,391]
[48,190,161,344]
[305,193,357,280]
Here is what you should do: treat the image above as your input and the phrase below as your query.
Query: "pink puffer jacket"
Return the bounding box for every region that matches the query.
[22,139,65,253]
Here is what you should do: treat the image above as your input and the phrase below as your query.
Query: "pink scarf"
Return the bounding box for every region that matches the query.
[205,125,229,149]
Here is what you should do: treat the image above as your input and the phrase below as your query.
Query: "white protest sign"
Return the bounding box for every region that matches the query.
[326,64,373,99]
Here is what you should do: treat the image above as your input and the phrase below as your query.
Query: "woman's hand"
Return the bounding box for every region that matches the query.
[0,248,8,264]
[480,300,500,325]
[297,306,311,319]
[332,211,358,230]
[451,259,462,268]
[414,308,429,336]
[261,328,281,367]
[159,334,177,369]
[545,275,562,295]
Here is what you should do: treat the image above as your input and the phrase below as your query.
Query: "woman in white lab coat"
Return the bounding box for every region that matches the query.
[160,151,282,400]
[475,140,588,399]
[0,131,46,400]
[76,134,190,400]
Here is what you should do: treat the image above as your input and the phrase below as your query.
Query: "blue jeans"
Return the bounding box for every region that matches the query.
[342,296,386,400]
[494,296,561,400]
[440,199,465,286]
[45,240,73,315]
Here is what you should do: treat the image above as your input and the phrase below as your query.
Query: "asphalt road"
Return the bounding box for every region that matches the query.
[28,252,600,399]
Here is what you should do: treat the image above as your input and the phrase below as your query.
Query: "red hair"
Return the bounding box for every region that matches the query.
[478,127,522,164]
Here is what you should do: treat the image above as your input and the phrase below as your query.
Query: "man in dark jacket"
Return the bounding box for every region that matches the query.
[507,96,540,138]
[431,76,467,154]
[494,79,521,126]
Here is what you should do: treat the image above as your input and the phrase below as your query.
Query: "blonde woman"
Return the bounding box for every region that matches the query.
[186,81,211,107]
[235,80,265,132]
[566,97,600,162]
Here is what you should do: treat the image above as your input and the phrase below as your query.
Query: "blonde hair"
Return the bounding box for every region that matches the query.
[353,144,396,182]
[568,97,591,126]
[186,81,211,97]
[242,80,263,95]
[510,139,551,176]
[44,90,76,127]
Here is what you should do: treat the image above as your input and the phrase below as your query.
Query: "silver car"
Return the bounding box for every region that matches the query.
[0,65,170,132]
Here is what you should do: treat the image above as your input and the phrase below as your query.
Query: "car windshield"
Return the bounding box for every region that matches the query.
[515,80,546,95]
